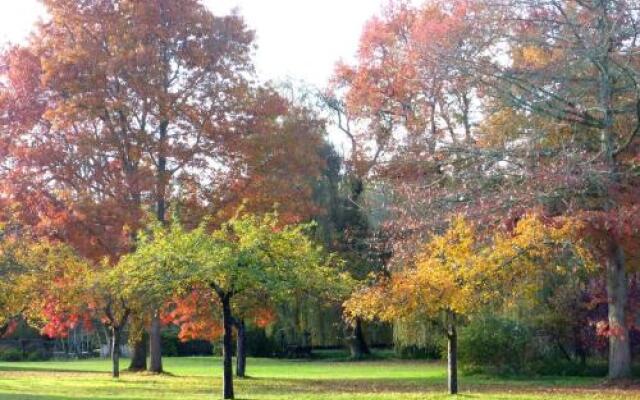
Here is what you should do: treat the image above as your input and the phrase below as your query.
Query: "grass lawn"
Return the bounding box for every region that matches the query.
[0,355,638,399]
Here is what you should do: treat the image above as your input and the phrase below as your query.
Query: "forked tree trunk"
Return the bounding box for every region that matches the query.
[111,327,122,379]
[221,295,235,399]
[236,319,247,378]
[607,241,631,379]
[149,311,163,373]
[128,334,147,371]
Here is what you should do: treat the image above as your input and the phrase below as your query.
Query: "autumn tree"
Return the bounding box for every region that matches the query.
[6,239,139,378]
[460,0,640,378]
[0,0,313,373]
[0,224,36,338]
[161,288,276,378]
[127,213,350,399]
[347,214,593,394]
[339,0,640,379]
[326,0,497,358]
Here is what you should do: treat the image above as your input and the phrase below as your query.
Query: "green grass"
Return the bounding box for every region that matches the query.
[0,355,638,399]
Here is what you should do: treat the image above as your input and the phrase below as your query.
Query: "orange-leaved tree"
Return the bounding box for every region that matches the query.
[0,0,326,373]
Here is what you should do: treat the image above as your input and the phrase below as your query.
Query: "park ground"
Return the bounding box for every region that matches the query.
[0,355,639,399]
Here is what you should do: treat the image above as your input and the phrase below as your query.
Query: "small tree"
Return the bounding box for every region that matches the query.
[11,240,149,379]
[130,213,350,399]
[346,215,592,394]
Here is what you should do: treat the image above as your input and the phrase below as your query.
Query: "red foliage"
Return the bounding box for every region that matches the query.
[162,290,276,342]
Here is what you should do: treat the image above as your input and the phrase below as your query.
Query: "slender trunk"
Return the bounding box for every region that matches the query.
[236,319,246,378]
[127,190,147,372]
[149,311,163,373]
[128,334,147,371]
[461,93,472,143]
[111,326,121,379]
[446,312,458,395]
[221,295,235,399]
[607,241,631,379]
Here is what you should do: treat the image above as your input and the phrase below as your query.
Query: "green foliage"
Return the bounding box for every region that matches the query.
[395,345,442,360]
[458,314,602,377]
[127,212,352,308]
[393,319,444,360]
[245,327,279,357]
[25,349,51,362]
[0,348,23,361]
[459,315,533,374]
[161,332,180,357]
[526,359,608,377]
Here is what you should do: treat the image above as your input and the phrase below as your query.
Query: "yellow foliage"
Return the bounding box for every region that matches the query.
[345,214,594,324]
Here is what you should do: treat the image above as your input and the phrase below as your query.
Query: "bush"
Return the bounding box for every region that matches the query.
[246,328,278,357]
[0,348,24,361]
[527,358,607,377]
[177,340,212,356]
[161,332,179,356]
[459,315,532,374]
[395,344,442,360]
[26,350,51,361]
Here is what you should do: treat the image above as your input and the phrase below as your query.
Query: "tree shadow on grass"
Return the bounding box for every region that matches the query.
[239,376,640,398]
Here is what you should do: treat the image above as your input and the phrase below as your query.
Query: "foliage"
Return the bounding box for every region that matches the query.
[346,214,590,324]
[0,348,24,362]
[0,0,329,373]
[458,315,533,374]
[127,212,351,398]
[127,213,350,311]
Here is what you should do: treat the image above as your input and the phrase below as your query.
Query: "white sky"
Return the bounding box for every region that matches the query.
[0,0,386,89]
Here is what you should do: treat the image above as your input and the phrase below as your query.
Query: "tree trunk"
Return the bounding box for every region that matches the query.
[148,119,169,373]
[347,318,370,359]
[149,311,163,373]
[596,41,632,379]
[446,312,458,395]
[111,327,121,379]
[128,334,147,371]
[221,295,235,399]
[607,242,631,379]
[236,319,247,378]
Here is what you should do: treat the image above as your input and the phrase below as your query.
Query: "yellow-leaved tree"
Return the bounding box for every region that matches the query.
[345,215,594,394]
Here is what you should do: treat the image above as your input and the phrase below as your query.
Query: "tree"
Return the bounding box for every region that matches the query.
[463,0,640,378]
[326,0,505,357]
[7,239,139,378]
[0,0,269,373]
[161,288,275,378]
[338,0,640,378]
[0,225,30,337]
[128,213,350,399]
[346,214,592,394]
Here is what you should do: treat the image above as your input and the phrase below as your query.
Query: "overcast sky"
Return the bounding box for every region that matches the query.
[0,0,385,89]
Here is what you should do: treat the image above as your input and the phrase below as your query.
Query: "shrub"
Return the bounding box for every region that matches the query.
[177,340,212,356]
[161,332,179,356]
[459,315,532,374]
[0,348,24,361]
[26,350,51,361]
[527,358,607,377]
[395,344,443,360]
[246,328,278,357]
